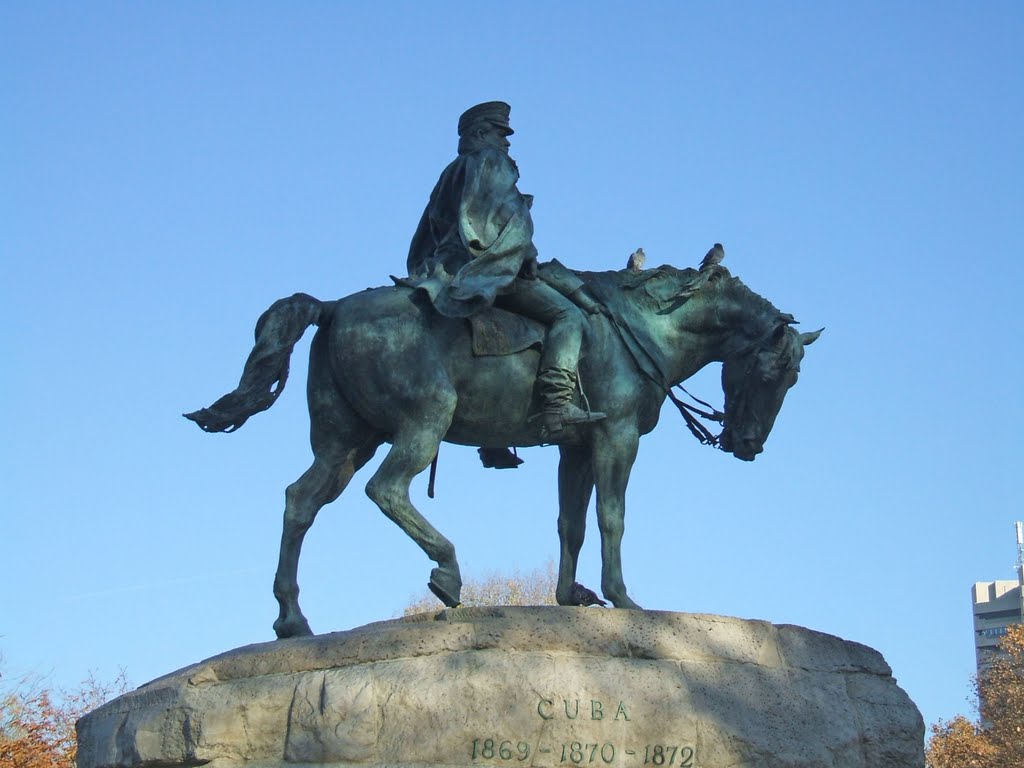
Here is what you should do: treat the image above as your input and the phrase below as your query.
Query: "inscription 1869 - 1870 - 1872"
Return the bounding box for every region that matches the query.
[468,697,697,767]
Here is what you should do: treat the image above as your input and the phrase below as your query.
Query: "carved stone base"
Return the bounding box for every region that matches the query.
[77,607,924,768]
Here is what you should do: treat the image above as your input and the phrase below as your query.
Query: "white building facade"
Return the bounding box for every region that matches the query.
[971,522,1024,670]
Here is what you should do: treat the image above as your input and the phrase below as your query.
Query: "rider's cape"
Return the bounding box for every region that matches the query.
[406,147,538,318]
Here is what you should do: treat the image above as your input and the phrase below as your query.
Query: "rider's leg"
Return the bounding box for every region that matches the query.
[495,279,605,432]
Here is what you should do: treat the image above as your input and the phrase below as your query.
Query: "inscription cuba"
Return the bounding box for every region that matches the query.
[469,697,697,767]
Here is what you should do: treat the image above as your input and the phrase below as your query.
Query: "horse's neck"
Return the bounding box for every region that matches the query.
[664,288,774,384]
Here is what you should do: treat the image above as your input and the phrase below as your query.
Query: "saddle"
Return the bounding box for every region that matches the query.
[390,274,547,357]
[469,307,544,357]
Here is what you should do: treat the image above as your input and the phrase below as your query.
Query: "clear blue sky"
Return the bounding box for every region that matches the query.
[3,2,1022,733]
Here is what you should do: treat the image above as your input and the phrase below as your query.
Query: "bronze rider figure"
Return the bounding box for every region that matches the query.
[406,101,605,438]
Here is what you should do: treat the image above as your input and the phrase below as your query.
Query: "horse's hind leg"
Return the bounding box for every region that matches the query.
[273,423,380,638]
[365,404,461,607]
[273,431,379,638]
[273,337,382,638]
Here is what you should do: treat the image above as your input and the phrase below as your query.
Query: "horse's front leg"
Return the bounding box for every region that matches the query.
[592,424,642,609]
[364,408,462,608]
[555,444,595,605]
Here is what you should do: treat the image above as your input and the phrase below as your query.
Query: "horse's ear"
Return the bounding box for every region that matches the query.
[800,328,824,346]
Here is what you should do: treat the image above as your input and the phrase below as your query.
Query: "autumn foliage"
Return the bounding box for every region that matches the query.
[926,624,1024,768]
[5,594,1017,768]
[403,560,558,616]
[0,662,126,768]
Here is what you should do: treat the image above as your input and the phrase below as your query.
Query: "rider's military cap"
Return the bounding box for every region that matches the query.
[458,101,514,137]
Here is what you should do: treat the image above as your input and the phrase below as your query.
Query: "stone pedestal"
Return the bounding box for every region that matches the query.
[77,607,924,768]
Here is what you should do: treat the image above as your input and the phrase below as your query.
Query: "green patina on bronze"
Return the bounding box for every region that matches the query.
[185,263,819,638]
[406,100,607,436]
[184,103,821,638]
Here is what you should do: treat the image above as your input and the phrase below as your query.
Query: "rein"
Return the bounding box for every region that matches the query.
[428,294,744,499]
[666,386,724,447]
[664,324,785,448]
[602,312,725,449]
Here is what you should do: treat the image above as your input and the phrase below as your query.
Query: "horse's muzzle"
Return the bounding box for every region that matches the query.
[720,430,763,462]
[733,446,761,462]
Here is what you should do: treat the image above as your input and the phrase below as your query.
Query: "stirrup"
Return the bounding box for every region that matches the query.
[478,447,524,469]
[543,403,606,433]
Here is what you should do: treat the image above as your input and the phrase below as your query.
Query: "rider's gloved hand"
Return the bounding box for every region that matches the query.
[571,288,606,315]
[519,256,539,280]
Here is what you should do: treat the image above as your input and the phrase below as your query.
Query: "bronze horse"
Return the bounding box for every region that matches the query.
[186,263,820,638]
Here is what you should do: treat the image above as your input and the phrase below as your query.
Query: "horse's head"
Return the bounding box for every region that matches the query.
[719,322,822,461]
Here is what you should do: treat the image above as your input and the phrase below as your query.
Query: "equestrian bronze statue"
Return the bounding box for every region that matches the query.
[185,102,821,638]
[186,259,820,638]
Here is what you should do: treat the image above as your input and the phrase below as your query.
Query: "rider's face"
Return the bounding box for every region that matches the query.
[477,122,512,152]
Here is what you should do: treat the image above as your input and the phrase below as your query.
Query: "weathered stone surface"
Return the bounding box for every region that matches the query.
[77,608,923,768]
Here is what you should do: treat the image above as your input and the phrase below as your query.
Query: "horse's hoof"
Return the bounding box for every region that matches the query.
[428,567,462,608]
[611,596,642,610]
[274,615,313,639]
[569,582,607,607]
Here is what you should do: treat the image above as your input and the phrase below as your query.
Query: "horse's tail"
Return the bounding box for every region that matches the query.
[184,292,333,433]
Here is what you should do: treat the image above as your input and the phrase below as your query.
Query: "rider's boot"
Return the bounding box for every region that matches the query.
[538,367,606,434]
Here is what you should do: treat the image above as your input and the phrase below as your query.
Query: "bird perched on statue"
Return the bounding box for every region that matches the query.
[700,242,725,272]
[627,247,646,271]
[569,582,607,607]
[678,243,726,299]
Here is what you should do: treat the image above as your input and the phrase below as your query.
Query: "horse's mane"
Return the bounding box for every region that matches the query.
[699,270,805,373]
[577,264,787,329]
[710,272,788,329]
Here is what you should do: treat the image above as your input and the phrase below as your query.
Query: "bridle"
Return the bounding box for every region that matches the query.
[601,309,734,449]
[647,321,787,450]
[667,386,724,447]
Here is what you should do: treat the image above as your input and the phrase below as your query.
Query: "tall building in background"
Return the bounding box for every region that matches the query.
[971,521,1024,670]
